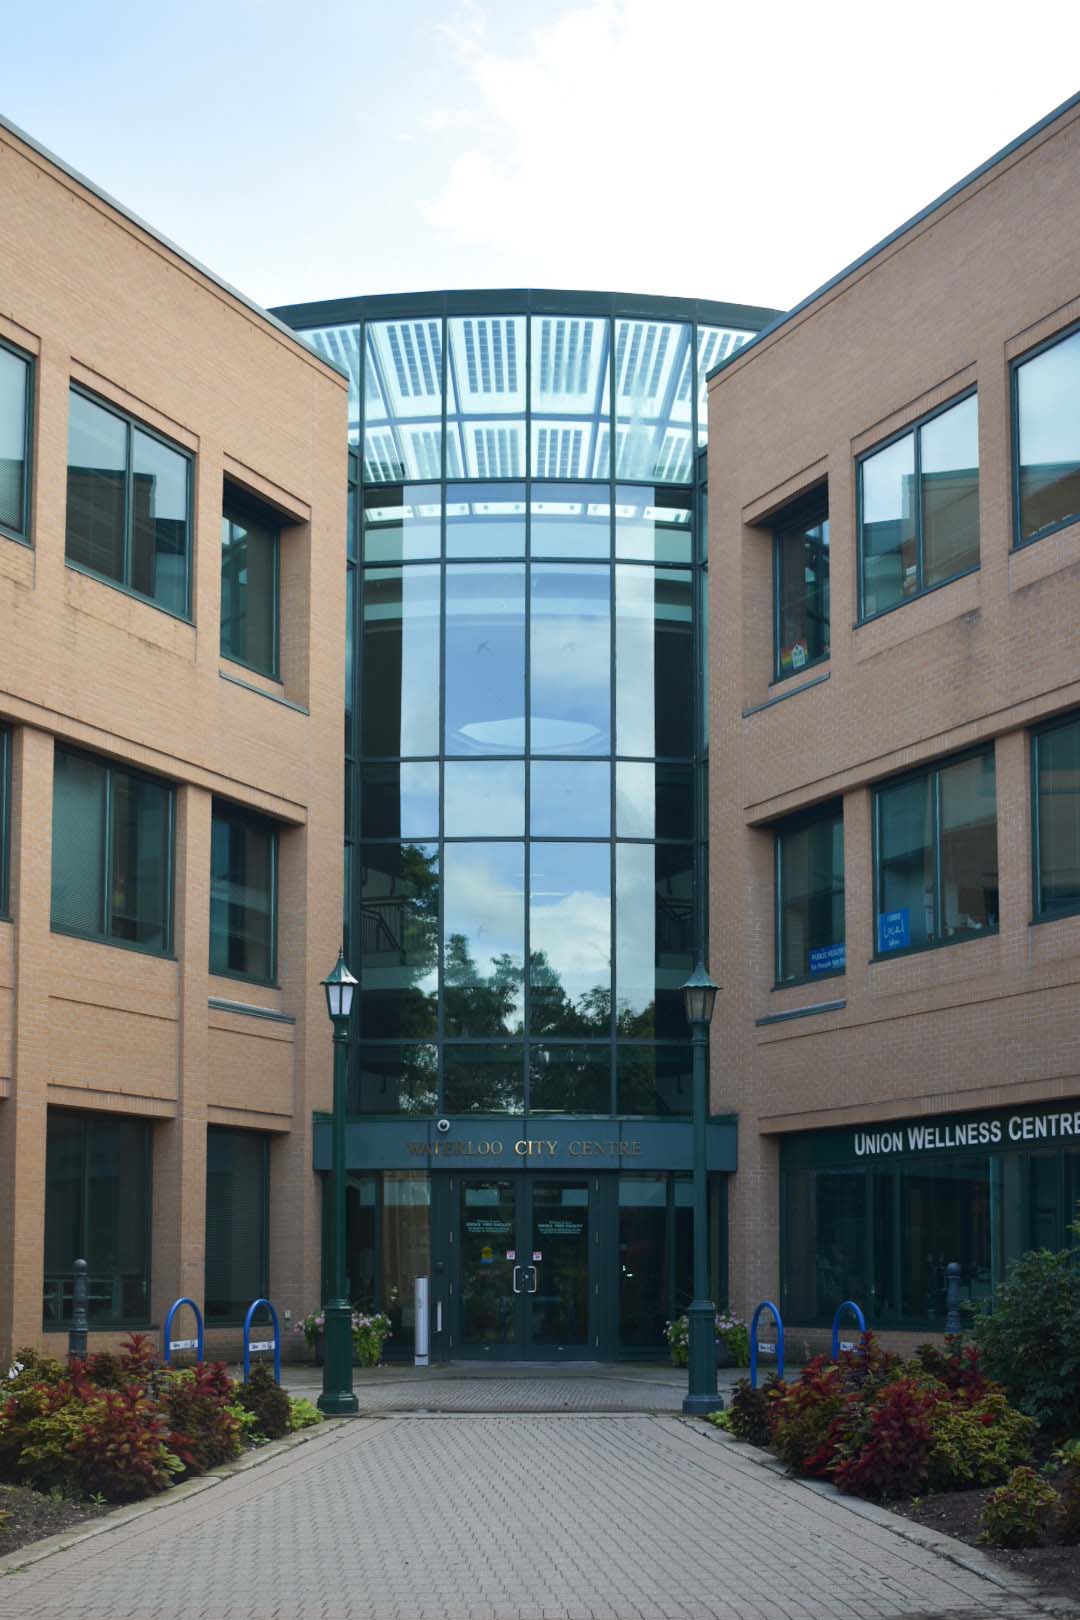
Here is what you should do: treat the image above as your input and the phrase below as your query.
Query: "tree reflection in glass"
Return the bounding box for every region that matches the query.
[359,843,439,1036]
[443,842,525,1035]
[529,843,610,1035]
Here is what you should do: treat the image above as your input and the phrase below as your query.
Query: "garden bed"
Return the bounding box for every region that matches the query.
[0,1481,110,1557]
[894,1472,1080,1604]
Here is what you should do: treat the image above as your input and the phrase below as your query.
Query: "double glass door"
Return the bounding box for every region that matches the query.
[455,1176,593,1358]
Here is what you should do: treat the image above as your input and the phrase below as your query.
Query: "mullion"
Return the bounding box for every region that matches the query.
[102,763,114,939]
[932,765,944,942]
[122,420,134,591]
[913,422,924,594]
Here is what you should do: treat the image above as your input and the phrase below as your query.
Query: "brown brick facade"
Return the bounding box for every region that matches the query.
[0,121,347,1361]
[707,96,1080,1340]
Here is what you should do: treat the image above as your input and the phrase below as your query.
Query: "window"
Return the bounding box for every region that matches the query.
[775,801,845,983]
[221,493,279,677]
[0,726,9,916]
[0,338,32,543]
[43,1109,151,1327]
[773,490,829,680]
[1033,711,1080,920]
[875,749,997,956]
[204,1127,268,1321]
[51,748,173,953]
[859,393,979,618]
[66,387,191,617]
[1014,325,1080,547]
[210,802,277,983]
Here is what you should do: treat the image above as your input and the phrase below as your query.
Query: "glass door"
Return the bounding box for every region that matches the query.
[453,1175,595,1358]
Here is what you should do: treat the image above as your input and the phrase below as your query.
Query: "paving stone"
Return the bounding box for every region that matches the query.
[0,1398,1066,1620]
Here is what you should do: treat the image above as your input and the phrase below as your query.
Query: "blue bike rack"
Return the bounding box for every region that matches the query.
[749,1300,785,1388]
[242,1298,281,1384]
[163,1297,204,1365]
[831,1299,867,1358]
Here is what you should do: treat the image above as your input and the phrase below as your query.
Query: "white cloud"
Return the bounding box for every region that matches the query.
[423,0,1080,309]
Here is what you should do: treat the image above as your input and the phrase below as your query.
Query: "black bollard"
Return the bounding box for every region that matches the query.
[945,1260,963,1335]
[68,1258,89,1361]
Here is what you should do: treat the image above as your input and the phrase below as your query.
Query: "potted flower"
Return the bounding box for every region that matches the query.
[665,1311,750,1368]
[351,1311,392,1367]
[296,1310,326,1364]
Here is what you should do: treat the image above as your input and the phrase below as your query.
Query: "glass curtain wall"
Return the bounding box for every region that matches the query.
[303,301,755,1122]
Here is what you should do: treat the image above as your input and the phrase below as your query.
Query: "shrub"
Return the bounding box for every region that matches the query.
[912,1337,994,1405]
[117,1333,161,1383]
[726,1377,779,1447]
[970,1245,1080,1438]
[159,1366,242,1476]
[769,1357,847,1476]
[65,1387,183,1501]
[979,1466,1059,1548]
[235,1364,292,1441]
[1056,1464,1080,1545]
[289,1396,323,1431]
[832,1377,937,1500]
[925,1393,1035,1493]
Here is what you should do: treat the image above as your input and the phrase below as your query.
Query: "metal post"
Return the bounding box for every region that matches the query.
[414,1277,430,1367]
[319,1019,358,1414]
[683,1014,722,1415]
[68,1258,89,1361]
[945,1261,963,1335]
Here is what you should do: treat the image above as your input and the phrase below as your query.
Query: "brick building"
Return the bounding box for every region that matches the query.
[0,116,348,1361]
[707,91,1080,1343]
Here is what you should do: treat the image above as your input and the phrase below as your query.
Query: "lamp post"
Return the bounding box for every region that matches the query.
[681,962,722,1415]
[318,949,359,1415]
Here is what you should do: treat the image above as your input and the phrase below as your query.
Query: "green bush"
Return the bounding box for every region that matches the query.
[926,1393,1035,1493]
[235,1363,292,1440]
[978,1466,1059,1548]
[288,1396,323,1431]
[970,1243,1080,1439]
[1056,1465,1080,1545]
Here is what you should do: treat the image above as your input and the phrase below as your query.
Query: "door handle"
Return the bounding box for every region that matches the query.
[512,1265,523,1294]
[527,1264,538,1294]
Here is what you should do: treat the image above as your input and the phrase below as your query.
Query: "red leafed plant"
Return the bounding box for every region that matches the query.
[831,1376,938,1499]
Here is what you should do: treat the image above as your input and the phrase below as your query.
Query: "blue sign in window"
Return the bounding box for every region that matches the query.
[878,909,910,952]
[809,943,846,975]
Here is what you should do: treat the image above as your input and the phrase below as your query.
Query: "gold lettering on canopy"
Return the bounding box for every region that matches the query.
[404,1137,643,1159]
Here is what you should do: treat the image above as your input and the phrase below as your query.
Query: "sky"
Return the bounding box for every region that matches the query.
[4,0,1080,317]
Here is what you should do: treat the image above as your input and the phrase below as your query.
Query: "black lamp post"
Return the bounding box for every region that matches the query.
[318,949,359,1416]
[681,962,722,1416]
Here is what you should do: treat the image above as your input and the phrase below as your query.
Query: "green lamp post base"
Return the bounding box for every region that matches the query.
[317,1301,359,1415]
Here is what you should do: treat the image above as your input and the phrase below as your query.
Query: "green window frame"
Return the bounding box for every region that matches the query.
[0,726,10,918]
[51,747,175,956]
[1031,710,1080,923]
[0,336,33,545]
[210,801,278,985]
[204,1126,269,1323]
[221,490,281,679]
[66,385,193,620]
[775,800,845,985]
[857,390,979,621]
[43,1108,152,1330]
[1012,321,1080,549]
[772,489,830,682]
[873,747,998,959]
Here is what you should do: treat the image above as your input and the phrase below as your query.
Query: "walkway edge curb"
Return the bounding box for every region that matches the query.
[0,1417,352,1578]
[684,1419,1080,1619]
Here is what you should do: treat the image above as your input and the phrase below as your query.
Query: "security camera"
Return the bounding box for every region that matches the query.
[436,1118,451,1134]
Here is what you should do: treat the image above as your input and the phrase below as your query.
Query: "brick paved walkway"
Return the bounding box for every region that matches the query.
[279,1363,703,1412]
[0,1414,1065,1620]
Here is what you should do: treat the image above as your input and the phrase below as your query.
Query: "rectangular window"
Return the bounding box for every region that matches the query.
[221,493,279,678]
[859,393,979,619]
[1033,711,1080,920]
[210,802,278,983]
[875,749,997,956]
[66,387,191,617]
[773,490,829,680]
[775,801,845,983]
[51,748,173,953]
[43,1109,151,1327]
[0,726,9,916]
[0,338,32,543]
[1014,325,1080,546]
[204,1127,269,1322]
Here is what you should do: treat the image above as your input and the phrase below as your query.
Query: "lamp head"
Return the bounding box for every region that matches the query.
[322,948,357,1024]
[681,962,719,1027]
